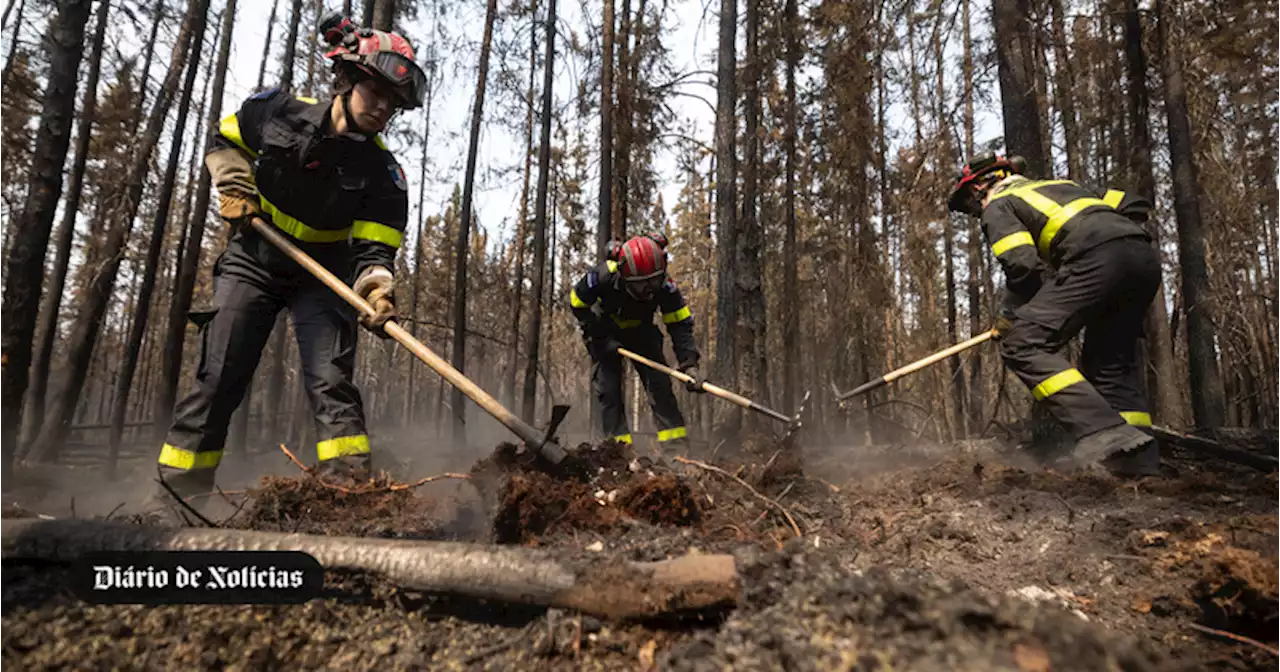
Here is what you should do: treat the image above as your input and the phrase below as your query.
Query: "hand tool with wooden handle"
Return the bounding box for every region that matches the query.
[834,329,997,403]
[249,218,568,464]
[616,347,805,436]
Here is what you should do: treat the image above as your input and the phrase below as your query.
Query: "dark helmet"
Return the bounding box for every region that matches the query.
[947,152,1025,216]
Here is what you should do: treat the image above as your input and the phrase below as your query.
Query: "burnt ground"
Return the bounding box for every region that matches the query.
[2,432,1276,671]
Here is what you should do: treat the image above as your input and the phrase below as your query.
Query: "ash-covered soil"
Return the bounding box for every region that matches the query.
[3,433,1276,670]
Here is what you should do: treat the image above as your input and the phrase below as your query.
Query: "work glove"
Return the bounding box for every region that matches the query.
[993,314,1013,341]
[588,334,622,361]
[680,362,706,393]
[353,265,397,337]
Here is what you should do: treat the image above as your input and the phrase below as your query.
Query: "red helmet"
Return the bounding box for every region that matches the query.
[617,235,667,300]
[320,13,427,108]
[947,152,1025,216]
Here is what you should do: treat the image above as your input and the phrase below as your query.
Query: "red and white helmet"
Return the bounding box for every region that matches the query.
[320,14,427,108]
[617,235,668,300]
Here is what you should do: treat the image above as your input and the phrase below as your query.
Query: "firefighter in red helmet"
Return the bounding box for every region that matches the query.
[570,234,704,454]
[949,152,1161,476]
[151,15,427,504]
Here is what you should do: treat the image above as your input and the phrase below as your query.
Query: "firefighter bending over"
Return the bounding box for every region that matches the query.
[570,233,704,457]
[152,15,427,501]
[948,152,1161,476]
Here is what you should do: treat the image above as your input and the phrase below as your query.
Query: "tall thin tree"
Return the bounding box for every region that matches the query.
[522,0,557,422]
[0,0,93,479]
[781,0,798,414]
[712,0,739,431]
[992,0,1047,174]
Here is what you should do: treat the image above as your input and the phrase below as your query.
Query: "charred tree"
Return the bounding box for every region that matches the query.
[256,0,280,91]
[992,0,1047,175]
[521,0,557,422]
[28,0,203,464]
[598,0,615,258]
[106,0,209,478]
[154,0,237,442]
[451,0,499,442]
[1155,0,1224,429]
[506,4,537,409]
[22,0,111,452]
[712,0,739,432]
[739,0,767,421]
[0,0,93,479]
[781,0,798,414]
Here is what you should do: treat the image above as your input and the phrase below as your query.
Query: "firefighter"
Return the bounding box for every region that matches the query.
[152,15,427,500]
[948,152,1161,476]
[571,234,703,455]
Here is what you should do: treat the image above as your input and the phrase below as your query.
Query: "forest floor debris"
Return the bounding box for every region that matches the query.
[2,433,1276,670]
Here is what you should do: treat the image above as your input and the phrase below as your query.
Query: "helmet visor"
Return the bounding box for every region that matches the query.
[624,274,665,300]
[366,51,427,108]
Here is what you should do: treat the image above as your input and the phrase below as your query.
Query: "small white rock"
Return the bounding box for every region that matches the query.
[585,541,605,552]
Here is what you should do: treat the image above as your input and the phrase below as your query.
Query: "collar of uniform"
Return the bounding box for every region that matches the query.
[298,96,332,133]
[988,174,1026,198]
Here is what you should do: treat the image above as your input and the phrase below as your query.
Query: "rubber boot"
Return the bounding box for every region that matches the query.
[145,468,217,518]
[1101,428,1161,477]
[314,455,373,484]
[1069,424,1155,467]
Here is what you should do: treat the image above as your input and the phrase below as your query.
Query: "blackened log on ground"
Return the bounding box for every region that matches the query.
[0,518,739,620]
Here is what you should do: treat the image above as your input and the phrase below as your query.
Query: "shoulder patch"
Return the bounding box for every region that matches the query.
[663,279,677,292]
[389,162,408,191]
[587,270,599,288]
[249,87,281,101]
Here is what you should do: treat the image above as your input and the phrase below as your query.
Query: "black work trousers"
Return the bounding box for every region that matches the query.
[158,228,370,481]
[1000,236,1162,439]
[591,326,688,448]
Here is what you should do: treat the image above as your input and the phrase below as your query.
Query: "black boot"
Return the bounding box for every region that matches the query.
[1069,424,1154,467]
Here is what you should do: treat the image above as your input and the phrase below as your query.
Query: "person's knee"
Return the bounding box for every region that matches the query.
[999,322,1047,365]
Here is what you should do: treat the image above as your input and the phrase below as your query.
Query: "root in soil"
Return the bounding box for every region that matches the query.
[236,474,444,539]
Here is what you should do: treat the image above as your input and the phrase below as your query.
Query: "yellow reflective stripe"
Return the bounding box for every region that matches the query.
[374,135,389,150]
[158,444,222,471]
[260,196,351,243]
[1032,369,1086,400]
[219,114,257,158]
[352,220,403,248]
[996,183,1108,257]
[295,95,318,104]
[663,306,692,324]
[611,315,643,329]
[1120,411,1152,427]
[570,289,588,308]
[991,231,1034,257]
[612,434,633,444]
[657,426,687,442]
[316,434,371,461]
[606,260,619,273]
[1103,189,1125,208]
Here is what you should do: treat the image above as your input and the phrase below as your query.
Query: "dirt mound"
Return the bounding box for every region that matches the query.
[478,441,701,544]
[234,474,443,539]
[663,545,1168,671]
[1193,546,1279,640]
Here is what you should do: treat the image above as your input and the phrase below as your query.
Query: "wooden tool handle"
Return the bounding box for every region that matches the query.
[616,348,792,424]
[250,219,565,463]
[837,329,997,402]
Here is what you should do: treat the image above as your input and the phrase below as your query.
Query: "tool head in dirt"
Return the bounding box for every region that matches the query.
[782,390,811,445]
[530,404,572,465]
[947,152,1025,217]
[617,235,668,301]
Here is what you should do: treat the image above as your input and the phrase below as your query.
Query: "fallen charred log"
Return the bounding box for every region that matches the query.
[1,518,738,621]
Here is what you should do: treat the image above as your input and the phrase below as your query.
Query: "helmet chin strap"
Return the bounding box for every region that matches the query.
[340,90,372,137]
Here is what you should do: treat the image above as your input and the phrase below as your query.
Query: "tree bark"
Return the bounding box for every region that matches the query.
[106,0,209,479]
[1155,0,1224,429]
[781,0,797,414]
[28,0,202,464]
[1121,0,1177,425]
[738,0,767,422]
[521,0,557,422]
[963,0,984,432]
[598,0,615,259]
[0,0,25,91]
[712,0,739,433]
[1048,0,1082,180]
[505,4,537,408]
[614,0,633,238]
[370,0,394,30]
[154,0,237,442]
[406,57,436,425]
[256,0,280,91]
[451,0,499,443]
[0,0,93,479]
[992,0,1047,175]
[280,0,303,90]
[22,0,110,454]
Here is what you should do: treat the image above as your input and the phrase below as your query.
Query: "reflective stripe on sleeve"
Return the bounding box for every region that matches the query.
[1120,411,1152,427]
[352,220,403,248]
[991,231,1034,257]
[316,434,371,461]
[1032,368,1086,400]
[662,306,692,324]
[158,444,222,471]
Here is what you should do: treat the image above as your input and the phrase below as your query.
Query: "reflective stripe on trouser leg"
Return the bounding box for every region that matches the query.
[1001,326,1124,439]
[1119,411,1152,427]
[593,348,630,441]
[627,327,689,445]
[162,243,285,469]
[291,280,370,462]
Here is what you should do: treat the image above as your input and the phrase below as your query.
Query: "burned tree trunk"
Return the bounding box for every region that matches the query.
[154,0,237,443]
[280,0,303,90]
[739,0,767,423]
[1155,0,1224,429]
[598,0,615,259]
[712,0,739,432]
[105,0,209,479]
[782,0,798,414]
[28,0,203,464]
[256,0,280,91]
[0,0,93,479]
[992,0,1047,175]
[506,6,537,409]
[451,0,499,442]
[521,0,557,422]
[22,0,111,453]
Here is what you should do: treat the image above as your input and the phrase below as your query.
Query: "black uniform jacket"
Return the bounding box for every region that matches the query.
[210,88,408,280]
[569,260,701,368]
